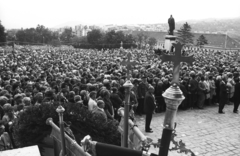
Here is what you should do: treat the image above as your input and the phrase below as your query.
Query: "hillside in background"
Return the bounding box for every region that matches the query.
[151,17,240,40]
[124,30,240,49]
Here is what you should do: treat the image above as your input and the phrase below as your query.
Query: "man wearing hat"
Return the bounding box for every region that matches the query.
[219,74,228,114]
[144,85,156,133]
[136,75,149,116]
[233,77,240,113]
[188,71,198,109]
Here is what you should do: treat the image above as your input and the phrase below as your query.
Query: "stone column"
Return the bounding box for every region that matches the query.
[164,35,176,52]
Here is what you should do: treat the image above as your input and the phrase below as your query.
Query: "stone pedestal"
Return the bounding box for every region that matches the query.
[164,35,177,52]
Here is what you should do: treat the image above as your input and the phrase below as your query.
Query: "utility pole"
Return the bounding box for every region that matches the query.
[225,31,228,49]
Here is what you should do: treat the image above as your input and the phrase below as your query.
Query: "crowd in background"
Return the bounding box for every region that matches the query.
[0,45,240,149]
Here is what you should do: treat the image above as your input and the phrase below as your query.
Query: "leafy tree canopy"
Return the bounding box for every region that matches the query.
[60,28,74,43]
[0,21,7,43]
[87,29,104,44]
[196,34,208,46]
[15,24,57,44]
[148,37,157,47]
[177,22,194,44]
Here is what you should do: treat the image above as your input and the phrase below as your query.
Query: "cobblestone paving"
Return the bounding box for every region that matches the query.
[135,104,240,156]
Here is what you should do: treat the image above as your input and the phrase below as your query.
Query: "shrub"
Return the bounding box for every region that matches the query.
[12,102,121,148]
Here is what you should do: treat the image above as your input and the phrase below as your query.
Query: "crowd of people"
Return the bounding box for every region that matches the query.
[0,44,240,149]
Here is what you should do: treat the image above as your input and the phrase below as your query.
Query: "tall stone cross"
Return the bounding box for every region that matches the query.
[161,42,194,84]
[121,52,139,80]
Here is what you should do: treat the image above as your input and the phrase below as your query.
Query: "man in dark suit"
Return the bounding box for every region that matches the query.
[219,74,228,114]
[137,76,149,116]
[144,85,156,133]
[188,72,198,109]
[233,78,240,113]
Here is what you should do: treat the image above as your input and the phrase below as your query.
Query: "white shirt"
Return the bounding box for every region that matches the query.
[88,98,97,111]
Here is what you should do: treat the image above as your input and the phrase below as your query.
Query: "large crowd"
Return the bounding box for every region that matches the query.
[0,44,240,149]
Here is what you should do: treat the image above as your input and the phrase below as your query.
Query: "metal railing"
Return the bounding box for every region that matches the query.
[46,118,91,156]
[118,108,149,151]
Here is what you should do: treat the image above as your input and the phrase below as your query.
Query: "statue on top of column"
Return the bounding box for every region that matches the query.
[168,15,175,35]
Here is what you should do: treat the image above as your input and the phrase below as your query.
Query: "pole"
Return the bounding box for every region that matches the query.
[158,128,173,156]
[120,52,137,148]
[123,80,132,148]
[159,84,185,156]
[225,31,228,49]
[56,105,66,156]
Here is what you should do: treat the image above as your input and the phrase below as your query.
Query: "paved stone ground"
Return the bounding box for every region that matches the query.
[135,104,240,156]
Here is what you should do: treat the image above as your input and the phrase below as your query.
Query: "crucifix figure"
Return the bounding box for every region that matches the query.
[121,52,139,79]
[161,42,194,85]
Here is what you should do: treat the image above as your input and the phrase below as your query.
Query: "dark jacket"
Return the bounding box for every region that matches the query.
[98,97,114,120]
[144,91,156,114]
[110,93,123,110]
[162,82,170,92]
[233,82,240,103]
[198,81,206,95]
[220,81,228,96]
[220,80,228,103]
[138,82,148,99]
[188,78,198,94]
[155,81,163,97]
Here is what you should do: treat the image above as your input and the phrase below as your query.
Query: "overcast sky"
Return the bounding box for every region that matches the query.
[0,0,240,29]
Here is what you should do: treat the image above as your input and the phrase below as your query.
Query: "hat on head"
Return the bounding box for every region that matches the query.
[74,95,81,102]
[0,90,8,96]
[103,79,109,84]
[14,93,23,100]
[22,97,31,105]
[0,96,8,106]
[97,100,104,106]
[3,103,12,112]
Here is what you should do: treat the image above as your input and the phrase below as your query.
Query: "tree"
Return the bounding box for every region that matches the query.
[15,25,54,44]
[50,39,61,47]
[135,32,148,49]
[105,30,117,44]
[177,22,194,44]
[148,37,157,47]
[71,36,88,44]
[124,34,136,48]
[60,28,74,43]
[16,29,27,43]
[87,29,104,44]
[196,34,208,46]
[0,21,7,43]
[115,31,125,44]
